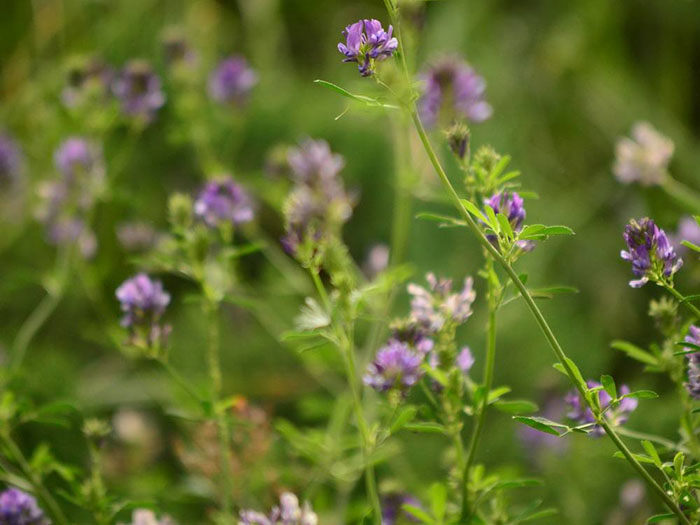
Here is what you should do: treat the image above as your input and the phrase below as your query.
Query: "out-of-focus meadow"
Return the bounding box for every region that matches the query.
[1,0,700,523]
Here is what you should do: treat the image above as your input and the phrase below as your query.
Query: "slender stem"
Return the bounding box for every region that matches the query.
[662,176,700,214]
[660,282,700,319]
[157,359,204,405]
[461,284,497,519]
[0,431,68,525]
[389,118,413,266]
[616,427,689,455]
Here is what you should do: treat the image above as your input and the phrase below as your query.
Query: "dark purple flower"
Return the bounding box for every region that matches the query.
[684,326,700,400]
[0,488,48,525]
[53,137,102,178]
[239,492,317,525]
[613,122,673,186]
[621,218,682,288]
[565,381,637,436]
[61,57,114,108]
[419,56,492,128]
[484,191,534,252]
[0,133,22,185]
[364,340,424,394]
[116,273,171,348]
[338,19,398,77]
[112,60,165,122]
[390,320,434,355]
[194,176,254,228]
[381,493,421,524]
[208,56,257,105]
[407,273,476,333]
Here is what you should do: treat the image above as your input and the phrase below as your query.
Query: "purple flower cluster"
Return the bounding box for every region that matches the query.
[282,139,353,255]
[112,60,165,122]
[37,137,104,257]
[407,273,476,332]
[116,273,171,349]
[120,509,175,525]
[484,191,534,252]
[208,56,257,106]
[338,19,398,77]
[364,339,424,394]
[672,215,700,254]
[0,133,22,186]
[613,122,673,186]
[565,381,638,436]
[684,326,700,400]
[419,56,492,128]
[194,176,254,228]
[0,488,48,525]
[621,218,682,288]
[381,493,421,525]
[61,57,114,108]
[239,492,317,525]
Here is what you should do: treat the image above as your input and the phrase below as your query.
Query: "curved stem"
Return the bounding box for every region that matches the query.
[660,282,700,319]
[461,282,497,519]
[662,177,700,214]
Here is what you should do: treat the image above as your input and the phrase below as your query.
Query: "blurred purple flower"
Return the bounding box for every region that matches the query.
[287,139,345,185]
[208,56,257,105]
[621,217,682,288]
[0,133,22,185]
[239,492,317,525]
[484,191,534,251]
[684,325,700,400]
[457,347,475,374]
[116,221,161,252]
[116,273,171,348]
[613,122,673,186]
[338,19,398,77]
[364,339,424,394]
[120,509,175,525]
[112,60,165,122]
[565,380,637,436]
[194,176,254,228]
[407,273,476,333]
[0,488,48,525]
[54,137,102,178]
[382,493,421,524]
[363,243,390,279]
[671,216,700,254]
[418,56,492,128]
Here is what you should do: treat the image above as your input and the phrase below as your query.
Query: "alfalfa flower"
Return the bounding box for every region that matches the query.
[116,273,171,350]
[565,381,637,436]
[621,217,682,287]
[287,138,345,185]
[364,339,424,394]
[239,492,317,525]
[112,60,166,123]
[0,488,49,525]
[338,19,398,77]
[613,122,673,186]
[194,176,254,228]
[407,273,476,333]
[419,55,492,128]
[208,56,257,106]
[54,136,103,179]
[484,191,534,252]
[0,132,22,186]
[684,326,700,400]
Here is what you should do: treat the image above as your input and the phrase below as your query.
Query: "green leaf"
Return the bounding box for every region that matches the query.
[610,340,659,366]
[675,341,700,352]
[487,386,512,403]
[428,483,447,521]
[403,422,446,434]
[513,416,562,436]
[601,375,617,400]
[612,451,656,464]
[493,399,539,414]
[496,213,514,239]
[520,509,559,522]
[415,212,464,227]
[681,240,700,254]
[491,478,543,490]
[460,199,489,224]
[390,405,418,434]
[484,203,499,230]
[313,79,399,109]
[540,225,575,236]
[564,358,586,390]
[674,451,685,475]
[402,504,434,524]
[641,440,662,466]
[518,224,547,240]
[646,514,676,524]
[529,286,579,299]
[623,390,659,399]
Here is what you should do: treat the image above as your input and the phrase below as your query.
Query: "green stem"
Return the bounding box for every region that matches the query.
[0,431,68,525]
[662,176,700,214]
[157,359,204,405]
[660,282,700,320]
[461,282,497,519]
[616,427,689,455]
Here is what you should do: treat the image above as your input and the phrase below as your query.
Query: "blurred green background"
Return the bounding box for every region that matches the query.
[1,0,700,523]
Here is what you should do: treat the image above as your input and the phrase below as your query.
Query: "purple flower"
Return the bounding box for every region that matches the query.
[565,381,637,436]
[208,56,257,105]
[338,19,398,77]
[363,244,390,279]
[684,326,700,400]
[671,216,700,254]
[407,273,476,333]
[287,139,345,185]
[364,340,424,394]
[116,273,171,349]
[0,488,48,525]
[61,57,114,108]
[381,493,421,524]
[120,509,175,525]
[0,133,22,185]
[457,347,475,374]
[484,191,534,252]
[53,137,102,178]
[418,56,492,128]
[621,218,682,288]
[390,321,434,355]
[194,176,254,228]
[239,492,317,525]
[112,60,165,122]
[613,122,673,186]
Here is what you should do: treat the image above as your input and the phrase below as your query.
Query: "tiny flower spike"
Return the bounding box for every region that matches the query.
[116,273,171,350]
[0,132,22,186]
[338,19,398,77]
[613,122,674,186]
[565,381,638,436]
[208,56,257,106]
[364,339,424,394]
[418,55,492,128]
[484,191,534,252]
[684,326,700,400]
[194,176,254,228]
[112,60,165,123]
[621,217,682,288]
[238,492,317,525]
[0,488,49,525]
[407,273,476,333]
